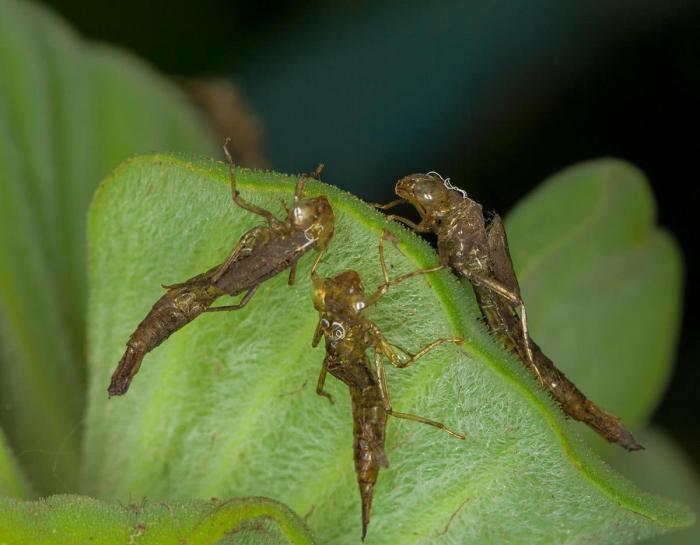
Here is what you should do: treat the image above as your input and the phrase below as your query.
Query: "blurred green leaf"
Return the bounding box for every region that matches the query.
[84,155,691,544]
[0,495,316,545]
[608,428,700,545]
[0,0,215,492]
[0,426,33,498]
[505,159,682,431]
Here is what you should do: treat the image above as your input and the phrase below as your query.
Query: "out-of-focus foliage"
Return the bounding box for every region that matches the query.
[0,429,32,498]
[505,160,681,430]
[608,428,700,545]
[0,0,215,492]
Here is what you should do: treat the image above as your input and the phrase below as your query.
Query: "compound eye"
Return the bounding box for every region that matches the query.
[293,203,314,226]
[415,181,437,202]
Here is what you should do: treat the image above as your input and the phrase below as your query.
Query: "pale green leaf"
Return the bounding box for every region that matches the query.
[0,426,33,498]
[0,495,315,545]
[0,0,215,491]
[505,159,682,430]
[608,428,700,545]
[84,156,692,545]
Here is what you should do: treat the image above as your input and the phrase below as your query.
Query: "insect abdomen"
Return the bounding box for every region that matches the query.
[350,385,388,540]
[108,282,223,396]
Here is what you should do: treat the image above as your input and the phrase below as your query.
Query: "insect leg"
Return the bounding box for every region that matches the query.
[312,318,323,348]
[315,357,334,405]
[388,411,465,439]
[377,332,463,369]
[389,265,445,289]
[366,230,445,306]
[378,228,392,284]
[223,138,276,223]
[371,198,407,210]
[310,247,327,286]
[205,285,257,312]
[367,264,445,306]
[468,271,542,384]
[385,214,432,233]
[373,198,432,232]
[374,349,465,439]
[288,262,298,285]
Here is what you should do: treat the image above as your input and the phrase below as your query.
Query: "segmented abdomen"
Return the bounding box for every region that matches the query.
[462,264,642,450]
[350,385,389,539]
[108,281,223,396]
[136,284,221,349]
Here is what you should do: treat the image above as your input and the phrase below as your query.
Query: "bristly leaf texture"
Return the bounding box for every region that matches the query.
[84,155,693,545]
[0,495,316,545]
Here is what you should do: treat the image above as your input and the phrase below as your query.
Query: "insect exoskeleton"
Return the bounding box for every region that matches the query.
[312,270,366,316]
[310,230,466,539]
[293,196,334,248]
[108,141,336,397]
[378,171,642,452]
[394,172,459,219]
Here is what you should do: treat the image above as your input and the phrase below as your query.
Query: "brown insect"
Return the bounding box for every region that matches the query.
[310,229,465,540]
[107,141,334,396]
[375,172,642,451]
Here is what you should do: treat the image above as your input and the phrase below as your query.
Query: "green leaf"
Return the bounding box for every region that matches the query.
[607,428,700,545]
[505,159,682,430]
[0,0,215,492]
[0,495,316,545]
[84,155,692,544]
[0,426,33,498]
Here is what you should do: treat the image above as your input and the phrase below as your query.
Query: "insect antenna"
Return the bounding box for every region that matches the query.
[366,229,444,306]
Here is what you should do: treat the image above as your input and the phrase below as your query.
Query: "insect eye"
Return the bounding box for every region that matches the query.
[412,181,436,201]
[293,203,314,226]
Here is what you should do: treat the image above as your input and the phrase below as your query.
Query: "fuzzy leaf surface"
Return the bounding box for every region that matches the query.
[84,155,692,544]
[0,495,315,545]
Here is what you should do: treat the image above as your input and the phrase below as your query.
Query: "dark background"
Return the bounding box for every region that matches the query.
[45,0,699,462]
